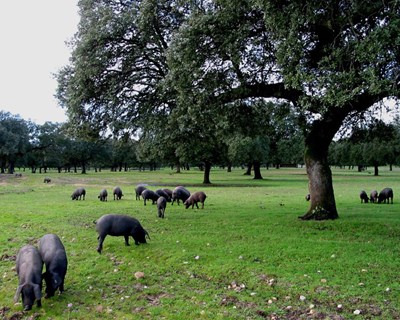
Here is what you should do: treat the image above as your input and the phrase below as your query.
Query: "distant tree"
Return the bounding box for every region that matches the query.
[0,112,30,174]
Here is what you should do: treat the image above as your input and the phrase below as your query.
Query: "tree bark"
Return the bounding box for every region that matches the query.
[373,161,379,176]
[299,109,348,220]
[253,161,263,179]
[202,161,211,184]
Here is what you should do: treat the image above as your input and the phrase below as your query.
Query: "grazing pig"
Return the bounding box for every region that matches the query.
[95,214,149,254]
[370,190,378,203]
[113,186,124,200]
[155,189,171,202]
[38,234,68,298]
[157,197,167,218]
[71,187,86,200]
[171,186,191,205]
[14,245,43,311]
[305,194,310,201]
[98,189,108,201]
[359,190,369,203]
[184,191,207,209]
[378,187,394,204]
[135,185,147,200]
[141,189,159,205]
[162,188,173,200]
[43,177,51,183]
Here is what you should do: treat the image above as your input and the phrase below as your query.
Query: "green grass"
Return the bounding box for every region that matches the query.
[0,167,399,319]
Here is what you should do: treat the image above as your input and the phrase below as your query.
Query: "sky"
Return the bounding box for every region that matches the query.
[0,1,79,124]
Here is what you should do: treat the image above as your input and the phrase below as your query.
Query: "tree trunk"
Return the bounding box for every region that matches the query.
[373,161,379,176]
[244,162,252,175]
[299,108,348,220]
[253,161,263,179]
[202,161,211,184]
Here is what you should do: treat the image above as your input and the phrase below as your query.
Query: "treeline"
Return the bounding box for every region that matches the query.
[1,111,399,177]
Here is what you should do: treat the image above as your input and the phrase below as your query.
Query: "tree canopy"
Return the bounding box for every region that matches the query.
[56,0,400,219]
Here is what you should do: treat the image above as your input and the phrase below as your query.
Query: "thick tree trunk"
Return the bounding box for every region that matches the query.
[299,108,348,220]
[203,161,211,184]
[301,148,338,220]
[253,161,263,179]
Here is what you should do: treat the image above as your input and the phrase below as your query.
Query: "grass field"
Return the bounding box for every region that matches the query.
[0,167,399,319]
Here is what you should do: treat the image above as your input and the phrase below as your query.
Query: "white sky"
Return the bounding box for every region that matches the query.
[0,1,79,124]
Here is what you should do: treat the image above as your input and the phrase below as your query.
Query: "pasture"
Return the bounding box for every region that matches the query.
[0,167,399,319]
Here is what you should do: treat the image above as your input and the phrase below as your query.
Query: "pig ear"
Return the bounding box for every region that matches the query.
[33,284,42,300]
[14,285,23,302]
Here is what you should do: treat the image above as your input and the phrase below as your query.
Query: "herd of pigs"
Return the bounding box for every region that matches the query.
[359,187,394,204]
[14,184,207,311]
[13,183,394,311]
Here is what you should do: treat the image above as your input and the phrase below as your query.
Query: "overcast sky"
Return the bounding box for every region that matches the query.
[0,1,79,124]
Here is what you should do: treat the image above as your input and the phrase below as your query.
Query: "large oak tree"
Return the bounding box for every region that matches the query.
[167,0,400,219]
[57,0,399,219]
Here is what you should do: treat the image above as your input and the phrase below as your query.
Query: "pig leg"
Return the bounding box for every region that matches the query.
[124,235,130,246]
[97,234,107,253]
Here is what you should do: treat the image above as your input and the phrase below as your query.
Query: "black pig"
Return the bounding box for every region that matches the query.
[71,187,86,200]
[157,197,167,218]
[39,234,68,298]
[14,245,43,311]
[184,191,207,209]
[135,185,147,200]
[370,190,378,203]
[98,189,108,201]
[113,186,124,200]
[141,189,159,205]
[95,214,149,254]
[378,187,394,204]
[171,186,190,205]
[155,189,171,202]
[359,190,369,203]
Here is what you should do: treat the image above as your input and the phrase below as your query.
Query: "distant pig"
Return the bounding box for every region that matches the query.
[141,189,159,205]
[98,189,108,201]
[43,177,51,183]
[71,187,86,200]
[113,186,124,200]
[14,245,43,311]
[370,190,378,203]
[95,214,149,254]
[359,190,369,203]
[39,234,68,298]
[184,191,207,209]
[378,187,394,204]
[157,197,167,218]
[162,188,173,200]
[135,185,147,200]
[171,186,190,205]
[305,194,310,201]
[155,189,171,202]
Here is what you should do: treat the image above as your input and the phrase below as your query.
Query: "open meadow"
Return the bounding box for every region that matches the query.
[0,167,399,319]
